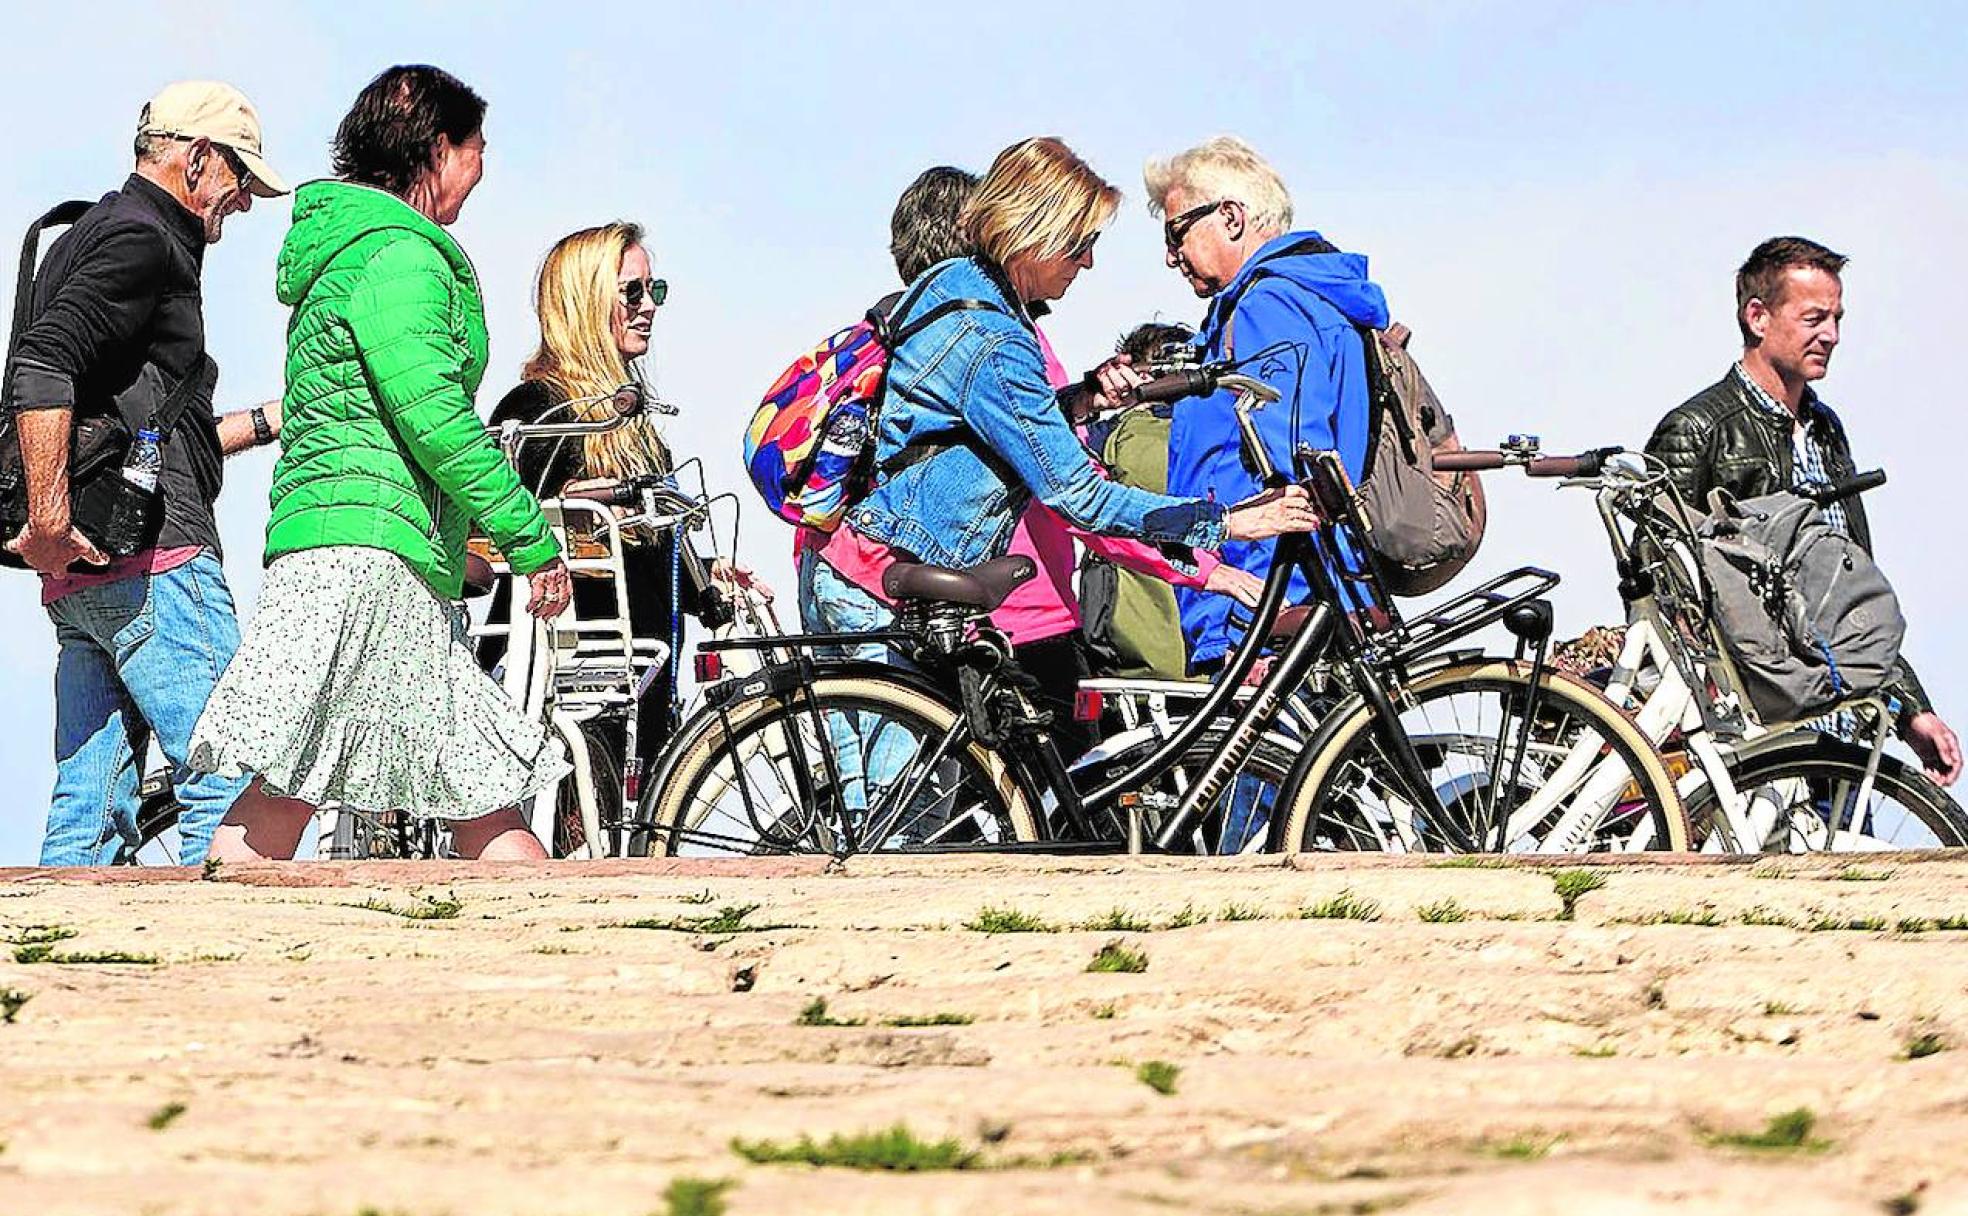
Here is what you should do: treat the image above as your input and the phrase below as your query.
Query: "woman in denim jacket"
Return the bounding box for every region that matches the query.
[837,137,1316,634]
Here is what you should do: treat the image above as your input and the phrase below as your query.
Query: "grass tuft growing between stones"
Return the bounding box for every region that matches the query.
[732,1124,980,1171]
[1134,1060,1180,1096]
[1415,899,1469,924]
[1300,889,1381,922]
[617,904,780,934]
[1079,907,1153,932]
[1086,942,1149,974]
[1,988,31,1023]
[1551,869,1607,920]
[146,1101,187,1131]
[662,1176,734,1216]
[794,998,865,1028]
[964,906,1054,934]
[1705,1107,1830,1153]
[882,1012,975,1028]
[351,892,463,921]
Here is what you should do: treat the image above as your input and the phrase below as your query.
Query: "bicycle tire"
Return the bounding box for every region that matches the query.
[635,673,1038,856]
[1273,659,1690,853]
[1682,733,1968,851]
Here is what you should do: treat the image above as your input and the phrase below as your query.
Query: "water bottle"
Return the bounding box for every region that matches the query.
[98,428,164,556]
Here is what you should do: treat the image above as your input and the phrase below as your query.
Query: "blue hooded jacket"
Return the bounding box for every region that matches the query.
[1171,232,1390,669]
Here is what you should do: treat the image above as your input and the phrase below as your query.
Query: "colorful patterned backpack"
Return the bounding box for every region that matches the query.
[744,276,1007,532]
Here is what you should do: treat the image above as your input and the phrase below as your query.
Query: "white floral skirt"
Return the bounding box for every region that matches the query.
[189,546,569,821]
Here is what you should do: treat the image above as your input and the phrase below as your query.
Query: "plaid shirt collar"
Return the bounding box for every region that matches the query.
[1733,362,1835,435]
[1733,363,1849,536]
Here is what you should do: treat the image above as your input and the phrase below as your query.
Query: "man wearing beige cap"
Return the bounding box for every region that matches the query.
[1,81,290,866]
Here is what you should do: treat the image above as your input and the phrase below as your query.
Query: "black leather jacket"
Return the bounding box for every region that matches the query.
[1645,369,1931,722]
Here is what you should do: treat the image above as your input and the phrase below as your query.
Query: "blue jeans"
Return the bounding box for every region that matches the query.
[796,548,924,840]
[43,552,248,865]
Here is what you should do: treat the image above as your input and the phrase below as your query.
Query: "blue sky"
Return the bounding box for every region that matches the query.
[1,2,1963,862]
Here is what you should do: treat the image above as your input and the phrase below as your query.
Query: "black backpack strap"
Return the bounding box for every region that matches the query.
[869,262,1023,478]
[141,354,218,439]
[9,200,93,352]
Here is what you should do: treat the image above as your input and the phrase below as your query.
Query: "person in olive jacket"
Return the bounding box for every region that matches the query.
[188,66,575,860]
[1646,236,1959,785]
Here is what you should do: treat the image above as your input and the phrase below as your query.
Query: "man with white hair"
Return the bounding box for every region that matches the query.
[1139,136,1390,674]
[3,82,289,864]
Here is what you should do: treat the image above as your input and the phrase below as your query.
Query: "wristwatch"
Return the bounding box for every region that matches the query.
[250,406,274,446]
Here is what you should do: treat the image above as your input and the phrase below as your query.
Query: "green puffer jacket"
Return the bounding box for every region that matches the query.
[265,180,559,596]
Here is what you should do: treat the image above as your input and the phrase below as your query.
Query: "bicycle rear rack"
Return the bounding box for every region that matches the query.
[1387,566,1561,669]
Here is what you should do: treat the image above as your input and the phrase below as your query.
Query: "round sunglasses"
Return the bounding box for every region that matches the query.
[619,277,669,310]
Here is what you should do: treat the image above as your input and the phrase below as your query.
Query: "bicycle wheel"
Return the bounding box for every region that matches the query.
[1683,733,1968,851]
[636,673,1039,857]
[1274,659,1690,853]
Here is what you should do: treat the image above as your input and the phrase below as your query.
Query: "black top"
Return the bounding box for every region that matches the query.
[489,379,586,497]
[6,175,224,553]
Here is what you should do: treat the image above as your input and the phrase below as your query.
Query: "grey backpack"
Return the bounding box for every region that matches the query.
[1353,329,1486,596]
[1697,489,1905,725]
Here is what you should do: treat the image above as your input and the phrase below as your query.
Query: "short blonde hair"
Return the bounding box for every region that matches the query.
[1143,136,1293,235]
[960,137,1120,267]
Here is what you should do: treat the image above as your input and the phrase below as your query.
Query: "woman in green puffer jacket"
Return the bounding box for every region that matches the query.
[189,65,572,861]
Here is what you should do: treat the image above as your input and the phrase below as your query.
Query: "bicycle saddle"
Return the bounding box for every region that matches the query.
[462,552,497,600]
[882,554,1037,611]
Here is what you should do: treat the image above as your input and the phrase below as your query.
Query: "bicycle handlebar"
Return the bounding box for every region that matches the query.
[1434,445,1624,478]
[1129,364,1282,408]
[1800,468,1886,506]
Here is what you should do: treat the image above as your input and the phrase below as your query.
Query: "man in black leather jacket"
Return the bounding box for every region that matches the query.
[1645,236,1960,785]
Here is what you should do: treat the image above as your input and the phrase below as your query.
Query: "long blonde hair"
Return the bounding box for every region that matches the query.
[960,137,1119,268]
[520,222,672,481]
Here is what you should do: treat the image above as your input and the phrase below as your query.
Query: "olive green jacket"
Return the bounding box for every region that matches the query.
[265,180,557,596]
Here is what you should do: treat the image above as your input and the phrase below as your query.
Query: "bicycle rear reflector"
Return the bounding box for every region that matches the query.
[1073,689,1104,723]
[693,651,723,683]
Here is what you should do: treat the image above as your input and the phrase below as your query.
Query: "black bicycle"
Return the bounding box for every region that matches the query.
[631,365,1686,858]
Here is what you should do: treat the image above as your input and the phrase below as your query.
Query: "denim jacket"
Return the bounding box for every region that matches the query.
[848,256,1226,568]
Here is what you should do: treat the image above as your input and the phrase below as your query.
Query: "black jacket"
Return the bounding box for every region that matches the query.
[6,175,223,554]
[1646,369,1931,721]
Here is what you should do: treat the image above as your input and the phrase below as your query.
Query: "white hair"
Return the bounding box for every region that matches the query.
[1143,135,1294,236]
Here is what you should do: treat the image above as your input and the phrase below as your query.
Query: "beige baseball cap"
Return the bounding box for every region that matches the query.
[136,81,290,198]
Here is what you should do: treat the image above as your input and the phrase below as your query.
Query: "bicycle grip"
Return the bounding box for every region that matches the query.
[1432,450,1506,472]
[1132,368,1215,405]
[1803,468,1886,506]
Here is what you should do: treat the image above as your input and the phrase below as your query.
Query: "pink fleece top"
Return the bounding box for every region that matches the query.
[798,329,1218,645]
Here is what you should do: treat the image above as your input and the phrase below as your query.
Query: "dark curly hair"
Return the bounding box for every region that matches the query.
[331,65,486,197]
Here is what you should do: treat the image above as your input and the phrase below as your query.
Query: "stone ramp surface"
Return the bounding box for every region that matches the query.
[1,853,1965,1214]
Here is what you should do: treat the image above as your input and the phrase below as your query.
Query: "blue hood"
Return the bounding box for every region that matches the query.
[1214,231,1389,331]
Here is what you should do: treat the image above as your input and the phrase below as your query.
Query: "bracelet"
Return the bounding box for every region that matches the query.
[250,406,274,446]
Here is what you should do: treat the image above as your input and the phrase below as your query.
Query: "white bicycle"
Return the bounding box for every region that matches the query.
[1437,439,1966,852]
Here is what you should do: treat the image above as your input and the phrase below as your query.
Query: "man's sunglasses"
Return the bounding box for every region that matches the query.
[160,133,254,193]
[1163,199,1228,251]
[619,277,669,309]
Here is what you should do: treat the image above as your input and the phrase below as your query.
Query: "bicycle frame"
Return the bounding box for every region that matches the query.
[671,375,1565,857]
[1559,449,1902,850]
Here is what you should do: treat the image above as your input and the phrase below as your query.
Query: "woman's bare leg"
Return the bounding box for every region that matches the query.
[208,777,317,862]
[449,806,547,860]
